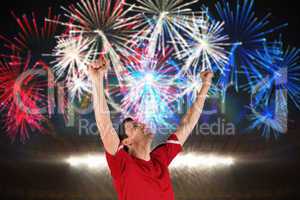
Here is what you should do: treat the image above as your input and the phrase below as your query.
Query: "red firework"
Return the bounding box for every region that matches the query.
[0,54,49,142]
[0,8,61,59]
[0,8,65,141]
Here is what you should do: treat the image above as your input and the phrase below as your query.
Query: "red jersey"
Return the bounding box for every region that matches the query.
[105,134,182,200]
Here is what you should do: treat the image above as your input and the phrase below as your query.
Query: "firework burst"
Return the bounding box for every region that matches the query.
[250,40,300,108]
[47,34,98,101]
[247,39,300,137]
[248,100,288,139]
[50,35,97,79]
[67,72,92,102]
[119,46,180,133]
[0,8,61,61]
[131,0,205,59]
[176,16,231,74]
[0,55,49,142]
[176,69,219,107]
[0,8,62,121]
[215,0,287,92]
[48,0,143,83]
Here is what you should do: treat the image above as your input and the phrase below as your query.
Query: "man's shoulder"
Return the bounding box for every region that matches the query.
[151,143,167,154]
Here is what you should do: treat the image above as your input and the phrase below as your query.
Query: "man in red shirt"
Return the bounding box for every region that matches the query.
[89,58,213,200]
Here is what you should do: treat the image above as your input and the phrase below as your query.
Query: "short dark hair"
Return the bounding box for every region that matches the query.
[117,118,134,141]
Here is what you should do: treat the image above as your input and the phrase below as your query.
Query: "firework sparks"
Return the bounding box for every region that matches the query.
[131,0,204,59]
[46,33,100,101]
[176,16,231,74]
[250,40,300,108]
[176,69,218,107]
[215,0,287,93]
[120,47,180,133]
[67,72,92,102]
[247,39,300,137]
[0,8,62,119]
[0,8,61,59]
[0,55,49,142]
[248,99,288,139]
[47,0,143,83]
[50,35,97,79]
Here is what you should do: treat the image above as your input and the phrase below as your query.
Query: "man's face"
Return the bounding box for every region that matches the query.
[124,121,154,145]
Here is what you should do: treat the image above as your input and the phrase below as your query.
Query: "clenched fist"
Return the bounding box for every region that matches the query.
[88,56,109,80]
[200,70,214,86]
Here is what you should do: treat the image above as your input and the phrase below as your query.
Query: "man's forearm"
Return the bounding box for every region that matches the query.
[187,84,210,128]
[91,75,120,154]
[91,76,112,130]
[176,84,210,144]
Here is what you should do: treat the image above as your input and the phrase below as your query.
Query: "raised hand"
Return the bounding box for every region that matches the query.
[88,56,109,80]
[200,70,214,86]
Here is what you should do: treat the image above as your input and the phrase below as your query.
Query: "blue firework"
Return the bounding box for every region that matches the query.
[248,39,300,138]
[248,100,287,139]
[251,39,300,109]
[117,46,181,134]
[215,0,287,94]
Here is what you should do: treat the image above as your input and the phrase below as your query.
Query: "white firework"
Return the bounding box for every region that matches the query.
[130,0,205,59]
[177,70,218,104]
[49,35,97,81]
[47,34,97,101]
[177,17,231,73]
[67,73,92,101]
[47,0,144,83]
[178,70,202,101]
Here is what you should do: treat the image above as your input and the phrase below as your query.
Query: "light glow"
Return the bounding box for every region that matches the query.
[66,153,235,170]
[170,153,235,169]
[66,154,107,169]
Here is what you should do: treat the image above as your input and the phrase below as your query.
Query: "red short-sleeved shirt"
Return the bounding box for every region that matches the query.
[105,134,182,200]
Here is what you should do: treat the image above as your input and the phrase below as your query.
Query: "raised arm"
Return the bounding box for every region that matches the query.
[89,59,120,155]
[175,71,213,145]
